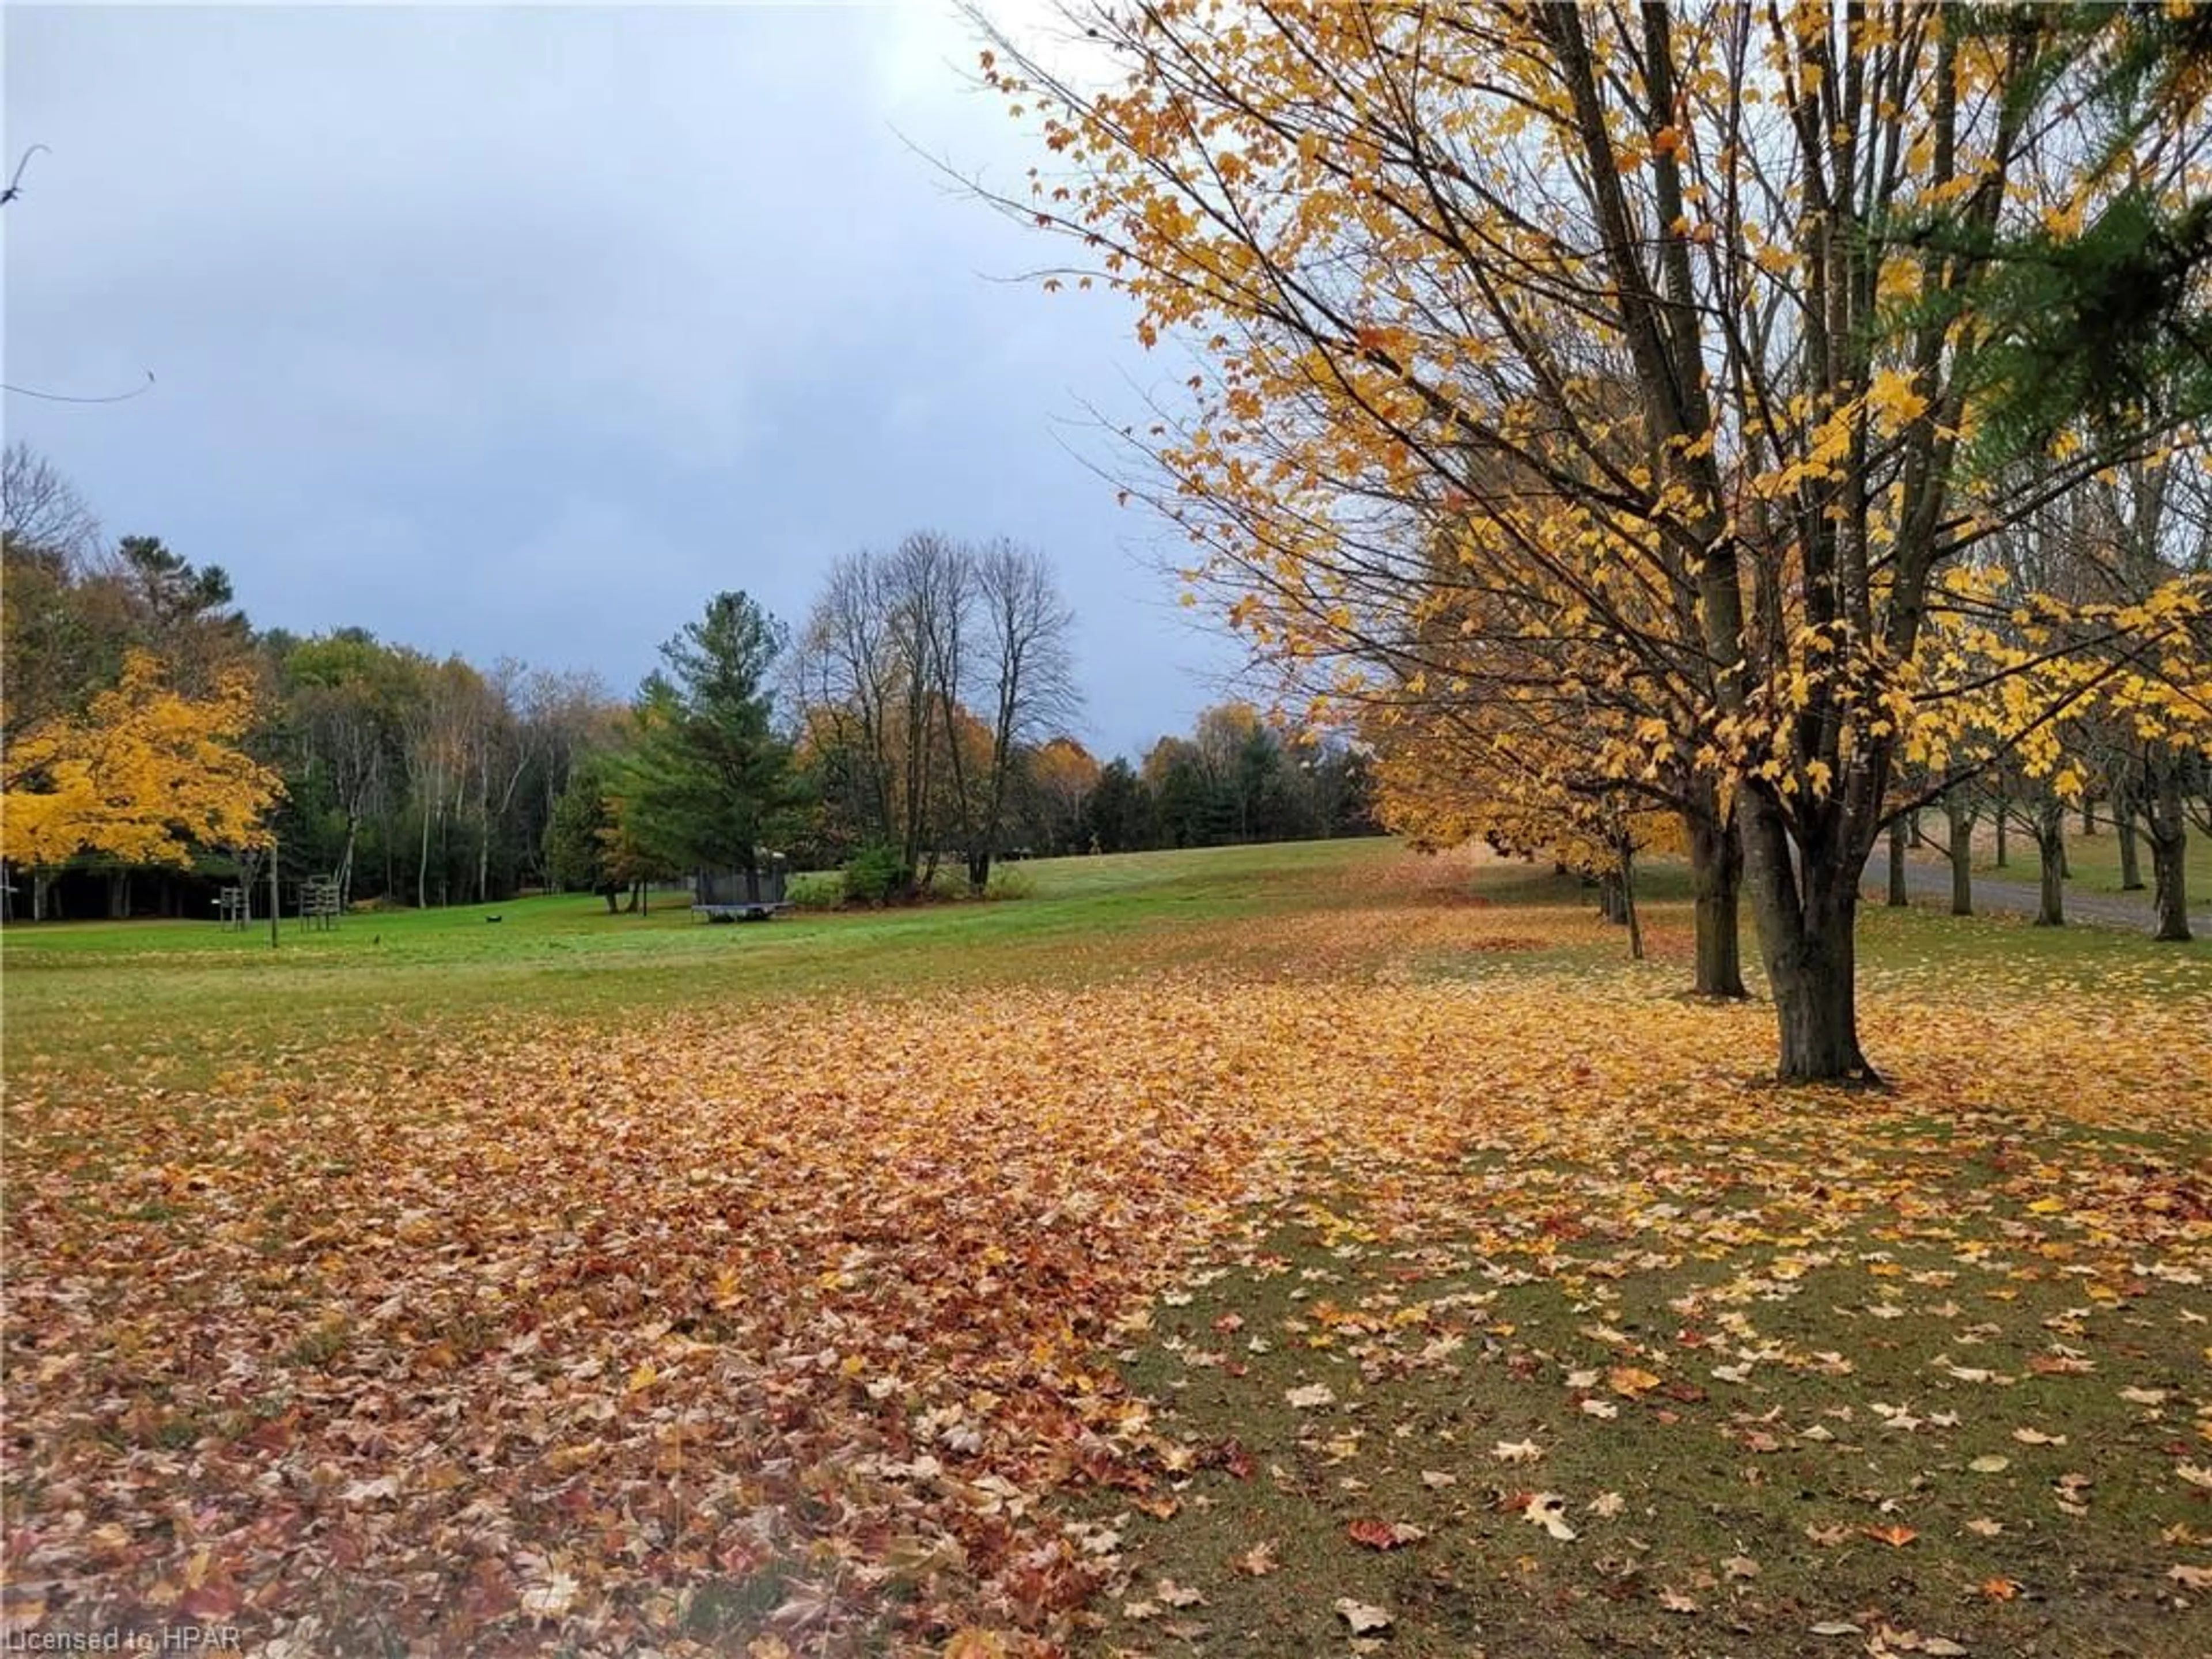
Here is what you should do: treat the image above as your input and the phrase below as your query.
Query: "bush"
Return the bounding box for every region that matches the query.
[841,845,906,907]
[785,872,842,911]
[984,866,1036,901]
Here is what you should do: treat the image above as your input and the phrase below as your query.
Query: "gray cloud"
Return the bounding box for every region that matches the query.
[3,2,1243,758]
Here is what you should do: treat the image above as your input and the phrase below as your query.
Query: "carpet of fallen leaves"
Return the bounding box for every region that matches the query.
[3,875,2208,1656]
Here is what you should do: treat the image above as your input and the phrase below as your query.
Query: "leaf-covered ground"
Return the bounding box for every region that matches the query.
[3,847,2207,1656]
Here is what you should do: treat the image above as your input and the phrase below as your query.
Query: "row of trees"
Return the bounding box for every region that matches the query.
[987,0,2212,1081]
[543,541,1377,911]
[2,454,1374,917]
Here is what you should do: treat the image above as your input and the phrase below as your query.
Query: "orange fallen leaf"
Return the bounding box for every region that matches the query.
[1347,1518,1426,1550]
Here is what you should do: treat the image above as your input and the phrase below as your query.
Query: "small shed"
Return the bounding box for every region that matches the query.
[691,857,790,922]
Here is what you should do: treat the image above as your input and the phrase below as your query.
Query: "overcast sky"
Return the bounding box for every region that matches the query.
[2,2,1245,759]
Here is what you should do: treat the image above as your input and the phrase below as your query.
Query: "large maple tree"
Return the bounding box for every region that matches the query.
[983,0,2212,1079]
[2,647,282,876]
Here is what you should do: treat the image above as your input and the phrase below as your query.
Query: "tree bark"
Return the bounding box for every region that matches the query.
[417,802,433,911]
[1886,818,1908,907]
[1597,870,1624,923]
[2147,764,2193,943]
[1741,793,1876,1084]
[2033,801,2065,927]
[1619,844,1643,962]
[2116,792,2144,890]
[336,817,359,909]
[1687,807,1747,997]
[1993,799,2008,868]
[1946,796,1974,916]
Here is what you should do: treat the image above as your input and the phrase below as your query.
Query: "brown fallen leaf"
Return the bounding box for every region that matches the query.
[1334,1599,1392,1634]
[1233,1541,1279,1577]
[1347,1518,1426,1550]
[1865,1524,1918,1548]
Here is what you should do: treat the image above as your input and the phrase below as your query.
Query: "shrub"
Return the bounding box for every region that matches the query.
[984,866,1036,901]
[841,845,906,907]
[786,872,842,911]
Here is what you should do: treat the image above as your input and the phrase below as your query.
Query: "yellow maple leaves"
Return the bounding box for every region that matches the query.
[2,649,282,869]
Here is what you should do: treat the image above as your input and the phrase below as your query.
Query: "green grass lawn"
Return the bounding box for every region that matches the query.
[2,840,1408,1085]
[7,838,2200,1077]
[1955,820,2212,897]
[4,840,2207,1656]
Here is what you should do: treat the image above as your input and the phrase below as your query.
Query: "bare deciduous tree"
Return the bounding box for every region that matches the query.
[1,442,101,563]
[792,533,1079,895]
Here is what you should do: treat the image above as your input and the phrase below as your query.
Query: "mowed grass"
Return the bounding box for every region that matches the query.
[2,841,1406,1087]
[1939,820,2212,899]
[7,838,2201,1083]
[3,840,2208,1656]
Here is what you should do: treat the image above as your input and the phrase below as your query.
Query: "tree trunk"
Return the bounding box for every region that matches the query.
[1886,818,1908,907]
[1742,793,1876,1084]
[107,870,130,919]
[1946,796,1974,916]
[1686,807,1746,997]
[2081,798,2097,836]
[603,888,620,915]
[2117,793,2144,891]
[1597,870,1624,923]
[1993,801,2008,868]
[417,805,433,911]
[2147,765,2192,944]
[1619,844,1643,962]
[336,817,359,908]
[2033,801,2065,927]
[967,850,992,896]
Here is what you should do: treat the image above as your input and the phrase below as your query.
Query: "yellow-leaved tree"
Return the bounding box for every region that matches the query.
[2,649,283,907]
[983,1,2212,1080]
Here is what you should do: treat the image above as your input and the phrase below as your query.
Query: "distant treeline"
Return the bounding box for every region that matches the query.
[1,446,1375,919]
